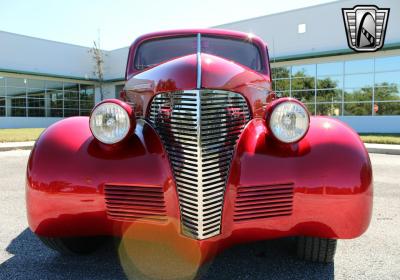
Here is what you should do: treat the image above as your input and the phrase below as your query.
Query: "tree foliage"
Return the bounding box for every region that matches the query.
[89,41,105,101]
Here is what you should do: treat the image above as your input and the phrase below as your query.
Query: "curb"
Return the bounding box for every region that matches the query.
[364,143,400,155]
[0,142,35,152]
[0,145,33,152]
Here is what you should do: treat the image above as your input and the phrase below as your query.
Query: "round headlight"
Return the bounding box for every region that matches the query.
[268,100,310,143]
[89,102,131,144]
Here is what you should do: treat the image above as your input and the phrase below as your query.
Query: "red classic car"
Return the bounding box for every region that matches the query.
[26,29,372,267]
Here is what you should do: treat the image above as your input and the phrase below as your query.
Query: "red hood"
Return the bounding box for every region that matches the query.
[123,53,273,118]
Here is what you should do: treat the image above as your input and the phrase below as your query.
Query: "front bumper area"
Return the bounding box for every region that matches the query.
[26,116,373,262]
[26,178,371,263]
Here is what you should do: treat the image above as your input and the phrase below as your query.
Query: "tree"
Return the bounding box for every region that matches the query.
[272,66,290,79]
[342,83,400,115]
[373,83,400,115]
[89,41,105,101]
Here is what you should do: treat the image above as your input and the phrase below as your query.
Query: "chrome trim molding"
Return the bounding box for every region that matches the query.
[104,184,167,222]
[234,183,294,222]
[196,33,202,89]
[149,90,250,239]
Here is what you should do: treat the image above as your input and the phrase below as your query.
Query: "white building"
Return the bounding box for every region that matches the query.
[0,30,128,128]
[1,0,399,132]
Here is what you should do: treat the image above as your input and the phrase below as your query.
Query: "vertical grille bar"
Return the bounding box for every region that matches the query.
[149,90,250,239]
[195,89,204,237]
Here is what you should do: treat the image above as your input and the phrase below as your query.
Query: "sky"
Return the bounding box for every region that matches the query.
[0,0,338,50]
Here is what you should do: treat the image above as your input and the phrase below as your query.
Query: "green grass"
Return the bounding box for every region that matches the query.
[359,134,400,145]
[0,128,399,145]
[0,128,45,142]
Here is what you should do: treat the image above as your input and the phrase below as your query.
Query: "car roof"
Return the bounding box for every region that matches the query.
[126,29,270,78]
[129,28,268,48]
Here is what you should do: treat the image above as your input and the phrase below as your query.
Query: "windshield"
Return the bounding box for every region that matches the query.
[133,36,263,71]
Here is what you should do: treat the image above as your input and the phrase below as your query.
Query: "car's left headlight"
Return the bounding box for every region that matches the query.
[267,98,310,143]
[89,100,135,144]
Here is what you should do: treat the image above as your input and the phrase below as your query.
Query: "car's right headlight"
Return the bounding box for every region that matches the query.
[89,100,135,144]
[266,98,310,143]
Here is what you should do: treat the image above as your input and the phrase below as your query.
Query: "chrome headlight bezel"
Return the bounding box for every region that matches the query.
[266,98,310,144]
[89,99,135,145]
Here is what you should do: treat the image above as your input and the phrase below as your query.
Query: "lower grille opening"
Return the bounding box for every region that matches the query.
[234,183,294,222]
[104,185,167,222]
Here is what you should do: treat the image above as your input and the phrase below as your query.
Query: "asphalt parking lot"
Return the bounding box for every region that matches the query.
[0,150,399,280]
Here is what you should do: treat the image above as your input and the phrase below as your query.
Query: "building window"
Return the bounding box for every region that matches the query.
[27,79,45,117]
[47,80,64,117]
[0,79,5,116]
[79,84,95,116]
[115,84,125,99]
[298,23,306,34]
[63,82,80,117]
[0,76,95,118]
[271,55,400,116]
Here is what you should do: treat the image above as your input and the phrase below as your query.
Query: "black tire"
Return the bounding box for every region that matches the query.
[38,236,107,255]
[296,236,337,263]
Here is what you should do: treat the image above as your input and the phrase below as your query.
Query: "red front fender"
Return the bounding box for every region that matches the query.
[222,116,373,240]
[26,117,180,237]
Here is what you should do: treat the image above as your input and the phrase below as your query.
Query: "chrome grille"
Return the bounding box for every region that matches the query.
[149,90,250,239]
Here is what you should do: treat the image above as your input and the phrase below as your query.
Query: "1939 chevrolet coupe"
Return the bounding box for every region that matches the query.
[26,29,372,267]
